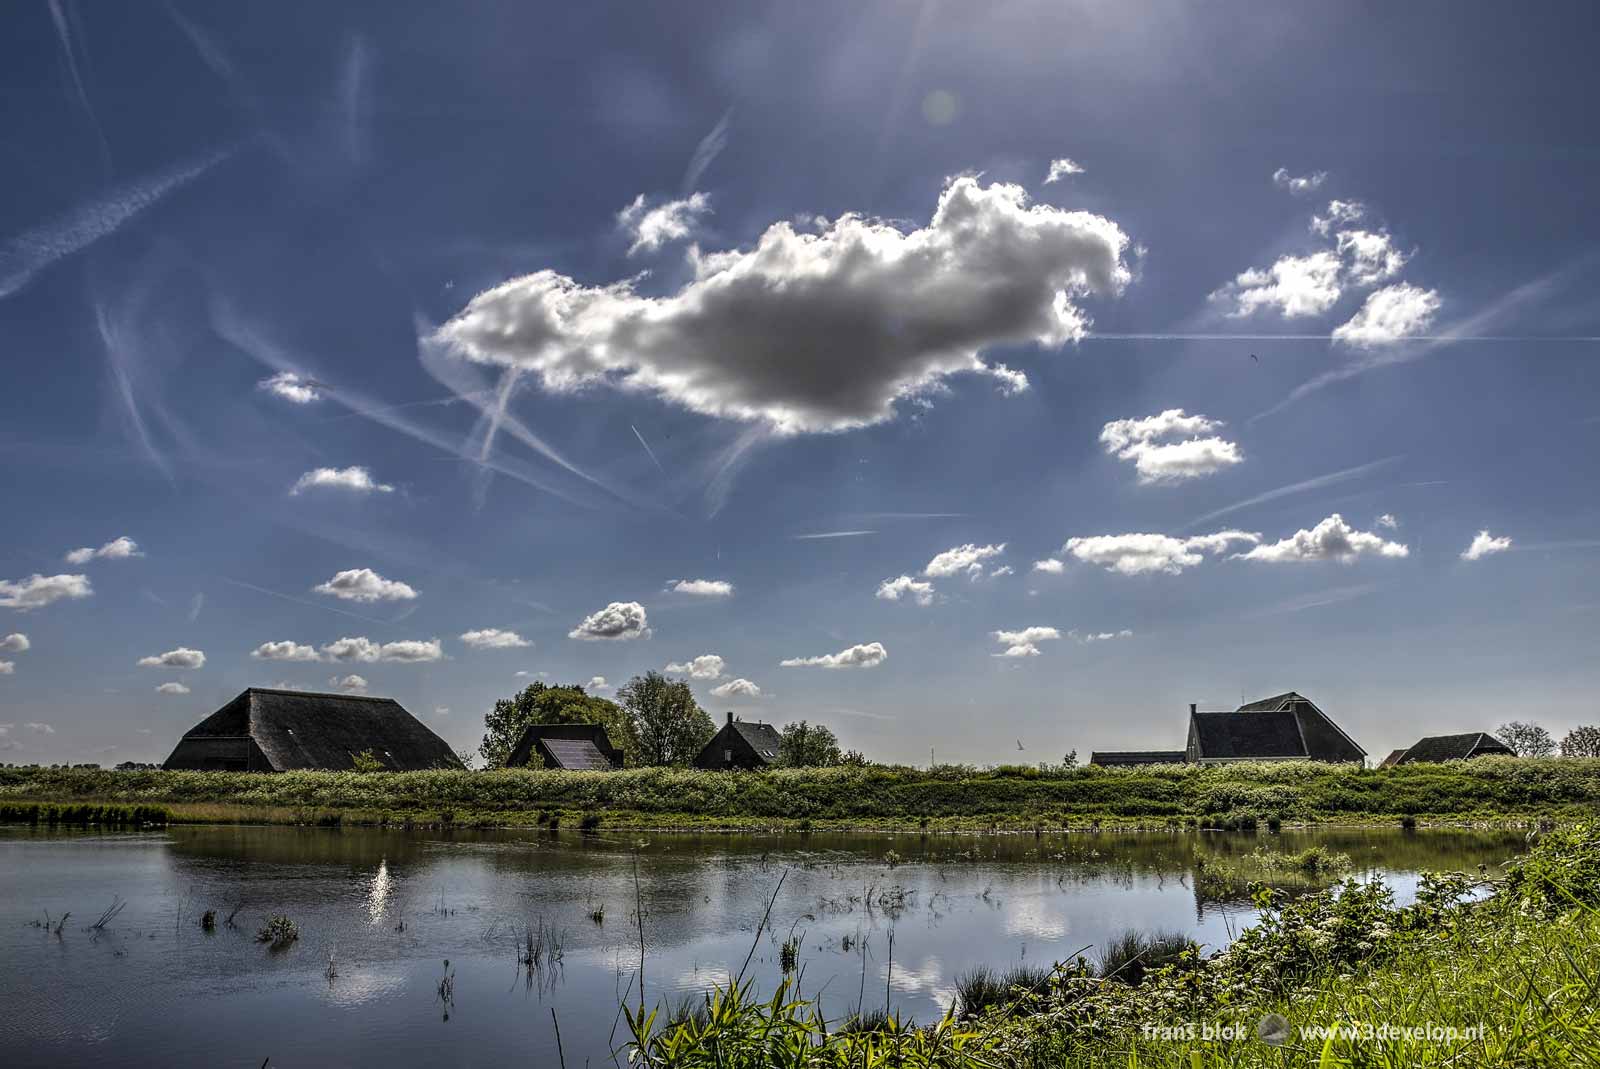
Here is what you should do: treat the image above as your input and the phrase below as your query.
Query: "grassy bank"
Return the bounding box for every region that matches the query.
[2,758,1598,831]
[623,823,1600,1066]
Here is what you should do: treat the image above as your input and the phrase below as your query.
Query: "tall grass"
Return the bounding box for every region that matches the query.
[4,758,1599,828]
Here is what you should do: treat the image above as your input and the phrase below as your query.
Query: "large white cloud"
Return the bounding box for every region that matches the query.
[138,647,206,670]
[1235,513,1409,563]
[1272,167,1327,195]
[1460,530,1513,562]
[781,641,887,669]
[313,568,418,602]
[64,536,142,565]
[1064,530,1260,576]
[1210,251,1343,318]
[1331,283,1441,348]
[569,601,651,641]
[435,177,1131,435]
[0,633,28,653]
[460,628,532,649]
[290,466,394,495]
[617,192,712,256]
[665,653,725,679]
[710,677,763,698]
[1099,409,1242,483]
[876,575,935,606]
[320,636,443,663]
[925,543,1006,579]
[251,640,321,662]
[668,578,734,597]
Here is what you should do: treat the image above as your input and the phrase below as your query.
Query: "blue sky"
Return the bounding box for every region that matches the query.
[3,1,1598,767]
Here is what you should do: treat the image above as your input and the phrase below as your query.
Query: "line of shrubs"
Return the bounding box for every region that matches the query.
[0,801,171,826]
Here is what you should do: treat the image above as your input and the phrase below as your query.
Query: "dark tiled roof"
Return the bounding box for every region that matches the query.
[730,720,783,762]
[166,688,461,771]
[1234,691,1305,713]
[1191,709,1307,759]
[507,723,624,770]
[1396,732,1514,764]
[1089,750,1187,766]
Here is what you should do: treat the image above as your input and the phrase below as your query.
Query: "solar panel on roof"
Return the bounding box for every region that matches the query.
[543,738,612,770]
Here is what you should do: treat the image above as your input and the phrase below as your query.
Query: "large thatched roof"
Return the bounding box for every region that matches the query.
[163,687,462,772]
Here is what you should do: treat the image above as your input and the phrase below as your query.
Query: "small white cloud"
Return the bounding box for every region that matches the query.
[925,543,1006,579]
[1043,158,1085,184]
[711,677,763,698]
[568,601,651,641]
[0,633,28,653]
[994,643,1040,658]
[1235,513,1409,563]
[26,722,55,734]
[156,681,190,695]
[138,647,206,670]
[617,191,713,255]
[1376,513,1400,530]
[985,363,1030,396]
[1461,530,1513,562]
[434,705,451,716]
[259,371,321,403]
[586,676,611,693]
[459,628,532,650]
[1335,229,1408,286]
[1099,409,1242,484]
[1210,251,1342,318]
[330,673,369,693]
[1331,283,1441,348]
[64,536,142,565]
[1310,199,1366,236]
[1081,629,1134,643]
[321,636,381,663]
[313,568,418,603]
[989,564,1015,577]
[0,660,12,675]
[668,578,734,597]
[251,640,321,662]
[665,653,726,679]
[319,636,442,663]
[991,626,1061,659]
[1064,530,1259,576]
[1272,167,1328,195]
[780,641,887,669]
[290,466,394,495]
[1032,559,1065,574]
[876,575,935,606]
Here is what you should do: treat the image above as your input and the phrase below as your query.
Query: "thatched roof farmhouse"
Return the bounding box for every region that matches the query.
[1387,731,1515,765]
[162,687,462,772]
[1090,691,1366,766]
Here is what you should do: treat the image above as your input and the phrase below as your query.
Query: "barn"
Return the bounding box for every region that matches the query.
[694,713,783,771]
[507,723,625,770]
[162,687,462,772]
[1388,732,1515,765]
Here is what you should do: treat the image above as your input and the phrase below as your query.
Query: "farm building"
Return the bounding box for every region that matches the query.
[162,687,462,772]
[1090,692,1366,766]
[507,723,624,770]
[694,713,783,771]
[1386,732,1515,765]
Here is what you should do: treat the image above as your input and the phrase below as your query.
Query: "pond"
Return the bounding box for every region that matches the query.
[0,824,1524,1067]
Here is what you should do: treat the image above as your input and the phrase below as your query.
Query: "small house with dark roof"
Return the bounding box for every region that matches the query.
[1089,750,1187,767]
[1389,732,1514,765]
[694,712,783,771]
[507,723,624,770]
[162,687,462,772]
[1186,692,1365,764]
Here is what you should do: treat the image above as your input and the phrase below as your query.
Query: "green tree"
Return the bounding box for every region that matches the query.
[1561,725,1600,758]
[777,720,845,767]
[478,682,637,768]
[618,671,714,766]
[1496,720,1556,758]
[350,749,386,773]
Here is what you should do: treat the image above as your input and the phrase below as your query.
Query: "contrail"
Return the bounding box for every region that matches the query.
[681,109,731,195]
[219,577,392,625]
[791,530,877,540]
[1083,332,1600,344]
[48,0,111,167]
[0,148,231,299]
[1180,456,1400,531]
[631,424,667,475]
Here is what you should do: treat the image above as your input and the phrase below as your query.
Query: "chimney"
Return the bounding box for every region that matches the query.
[726,711,733,726]
[1189,703,1197,715]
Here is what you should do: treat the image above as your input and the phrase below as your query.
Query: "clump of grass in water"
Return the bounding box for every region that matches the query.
[1097,928,1194,987]
[256,914,299,949]
[589,903,605,925]
[952,964,1053,1018]
[437,959,454,1021]
[200,909,216,932]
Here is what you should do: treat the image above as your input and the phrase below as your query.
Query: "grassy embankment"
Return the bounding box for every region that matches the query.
[2,757,1598,830]
[620,823,1600,1067]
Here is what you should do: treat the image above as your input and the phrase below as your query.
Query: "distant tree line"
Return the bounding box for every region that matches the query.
[1497,720,1600,759]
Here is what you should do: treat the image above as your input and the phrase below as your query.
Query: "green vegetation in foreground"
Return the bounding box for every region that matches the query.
[4,758,1600,830]
[620,823,1600,1067]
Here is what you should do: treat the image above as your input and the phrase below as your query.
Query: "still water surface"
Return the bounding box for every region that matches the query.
[0,824,1524,1067]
